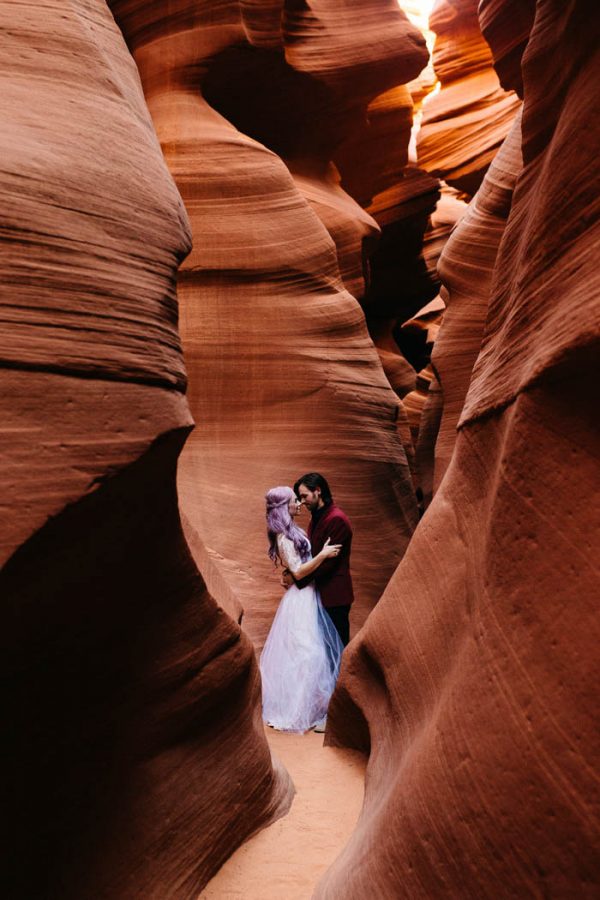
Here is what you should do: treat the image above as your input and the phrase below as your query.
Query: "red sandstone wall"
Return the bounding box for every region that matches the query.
[432,109,523,487]
[418,0,522,195]
[320,1,600,895]
[411,0,531,506]
[5,1,596,895]
[109,0,428,650]
[0,3,291,896]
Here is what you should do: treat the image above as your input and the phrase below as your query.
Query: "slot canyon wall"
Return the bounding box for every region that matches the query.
[108,0,430,650]
[322,1,600,898]
[1,0,437,896]
[0,3,292,897]
[2,0,598,898]
[417,0,522,194]
[407,0,526,507]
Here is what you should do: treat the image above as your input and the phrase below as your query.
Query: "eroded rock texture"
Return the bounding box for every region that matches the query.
[321,1,600,895]
[479,0,536,96]
[110,0,428,649]
[432,110,523,488]
[417,0,522,195]
[1,3,291,896]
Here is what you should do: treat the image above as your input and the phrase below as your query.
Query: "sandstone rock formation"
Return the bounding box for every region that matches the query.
[357,161,444,495]
[478,0,536,96]
[1,3,291,896]
[413,368,443,509]
[432,110,523,487]
[7,0,596,897]
[418,0,522,195]
[110,0,428,650]
[321,1,600,895]
[422,182,468,284]
[402,1,438,108]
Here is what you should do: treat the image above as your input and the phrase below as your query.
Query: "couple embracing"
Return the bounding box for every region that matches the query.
[260,473,354,734]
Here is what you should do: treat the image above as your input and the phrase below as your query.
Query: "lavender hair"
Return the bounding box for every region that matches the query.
[265,486,311,565]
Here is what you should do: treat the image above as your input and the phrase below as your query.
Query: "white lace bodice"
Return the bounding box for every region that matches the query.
[276,533,305,574]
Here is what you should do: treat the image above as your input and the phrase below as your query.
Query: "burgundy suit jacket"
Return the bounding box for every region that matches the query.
[304,502,354,608]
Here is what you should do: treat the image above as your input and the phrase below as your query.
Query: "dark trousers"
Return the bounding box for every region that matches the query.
[324,604,351,647]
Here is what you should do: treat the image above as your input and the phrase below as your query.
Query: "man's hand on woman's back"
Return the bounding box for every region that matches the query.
[280,568,293,589]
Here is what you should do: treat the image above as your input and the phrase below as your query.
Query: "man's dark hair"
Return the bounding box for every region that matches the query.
[294,472,333,503]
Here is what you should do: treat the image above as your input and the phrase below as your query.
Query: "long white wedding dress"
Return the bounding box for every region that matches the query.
[260,534,344,733]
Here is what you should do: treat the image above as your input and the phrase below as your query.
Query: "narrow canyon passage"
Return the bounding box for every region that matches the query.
[3,1,597,897]
[200,729,366,899]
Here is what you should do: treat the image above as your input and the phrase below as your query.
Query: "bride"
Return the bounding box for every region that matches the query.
[260,486,344,733]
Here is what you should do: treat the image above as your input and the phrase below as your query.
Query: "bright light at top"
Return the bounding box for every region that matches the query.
[400,0,440,164]
[407,0,436,17]
[400,0,437,31]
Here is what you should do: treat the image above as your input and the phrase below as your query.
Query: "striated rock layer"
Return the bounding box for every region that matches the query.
[320,1,600,896]
[110,0,427,650]
[1,3,291,896]
[478,0,536,96]
[418,0,522,195]
[432,109,523,488]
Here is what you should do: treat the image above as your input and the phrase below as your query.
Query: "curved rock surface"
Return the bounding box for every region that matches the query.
[359,166,441,458]
[433,110,523,488]
[418,0,522,195]
[320,1,600,895]
[422,182,468,286]
[365,166,441,322]
[413,368,443,509]
[336,84,416,208]
[478,0,536,95]
[283,0,428,94]
[110,0,427,649]
[402,1,438,108]
[368,318,417,400]
[1,3,291,896]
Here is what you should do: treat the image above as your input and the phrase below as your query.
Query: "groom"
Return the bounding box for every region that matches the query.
[292,472,354,647]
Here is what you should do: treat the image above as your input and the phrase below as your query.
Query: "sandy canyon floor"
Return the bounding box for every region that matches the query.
[200,728,367,898]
